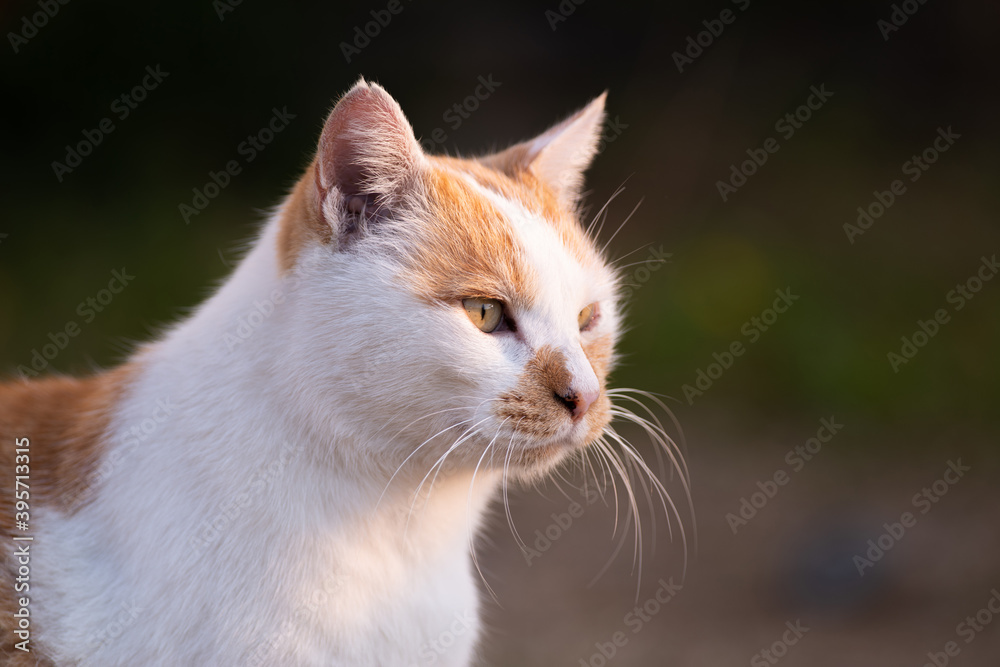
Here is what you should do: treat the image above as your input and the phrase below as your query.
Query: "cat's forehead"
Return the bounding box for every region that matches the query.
[401,156,606,309]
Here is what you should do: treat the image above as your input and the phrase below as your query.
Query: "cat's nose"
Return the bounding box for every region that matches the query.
[557,387,600,421]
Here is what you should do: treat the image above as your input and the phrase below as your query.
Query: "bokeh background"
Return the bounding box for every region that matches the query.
[1,1,998,665]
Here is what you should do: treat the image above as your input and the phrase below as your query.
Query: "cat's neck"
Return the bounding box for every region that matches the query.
[51,214,495,662]
[117,215,497,536]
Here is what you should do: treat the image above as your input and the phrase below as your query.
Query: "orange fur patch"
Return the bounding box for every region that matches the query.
[403,162,539,306]
[0,365,135,662]
[497,334,614,450]
[495,345,574,439]
[276,159,329,273]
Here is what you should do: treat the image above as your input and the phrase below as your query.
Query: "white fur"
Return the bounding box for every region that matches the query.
[30,86,616,666]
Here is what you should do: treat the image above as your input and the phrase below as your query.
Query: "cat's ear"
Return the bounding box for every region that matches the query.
[484,92,607,207]
[315,79,424,239]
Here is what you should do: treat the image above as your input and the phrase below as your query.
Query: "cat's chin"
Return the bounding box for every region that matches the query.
[509,432,593,474]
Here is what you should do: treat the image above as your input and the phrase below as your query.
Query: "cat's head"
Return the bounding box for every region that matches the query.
[278,79,621,479]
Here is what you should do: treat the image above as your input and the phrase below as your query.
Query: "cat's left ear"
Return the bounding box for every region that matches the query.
[484,92,607,207]
[314,79,426,243]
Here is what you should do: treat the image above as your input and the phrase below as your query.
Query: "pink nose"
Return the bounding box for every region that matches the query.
[557,388,600,421]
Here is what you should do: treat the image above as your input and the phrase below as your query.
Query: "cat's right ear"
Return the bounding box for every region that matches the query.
[314,79,425,243]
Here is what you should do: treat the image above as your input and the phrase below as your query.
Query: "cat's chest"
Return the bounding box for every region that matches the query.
[233,536,482,667]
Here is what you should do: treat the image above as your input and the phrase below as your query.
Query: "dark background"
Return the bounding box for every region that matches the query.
[1,1,998,665]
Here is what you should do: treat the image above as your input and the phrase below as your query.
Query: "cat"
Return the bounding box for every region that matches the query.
[0,78,686,666]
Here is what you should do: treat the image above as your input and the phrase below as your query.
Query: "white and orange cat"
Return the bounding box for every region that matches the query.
[0,79,680,665]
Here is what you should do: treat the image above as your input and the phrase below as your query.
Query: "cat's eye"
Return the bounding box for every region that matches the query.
[463,297,504,333]
[578,303,599,331]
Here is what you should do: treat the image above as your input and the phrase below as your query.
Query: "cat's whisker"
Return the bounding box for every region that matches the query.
[607,401,697,551]
[586,437,643,594]
[585,182,626,237]
[501,419,529,555]
[402,417,492,538]
[377,415,474,510]
[591,438,624,538]
[377,397,503,510]
[582,389,697,593]
[612,257,669,272]
[599,196,644,256]
[468,420,508,604]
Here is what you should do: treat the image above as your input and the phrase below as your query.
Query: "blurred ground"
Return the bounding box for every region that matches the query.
[1,1,998,665]
[479,420,1000,666]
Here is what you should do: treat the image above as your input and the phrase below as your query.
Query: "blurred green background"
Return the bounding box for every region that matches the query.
[1,0,996,437]
[1,1,998,665]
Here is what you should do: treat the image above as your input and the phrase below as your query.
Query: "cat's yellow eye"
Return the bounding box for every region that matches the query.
[463,297,504,333]
[578,303,599,331]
